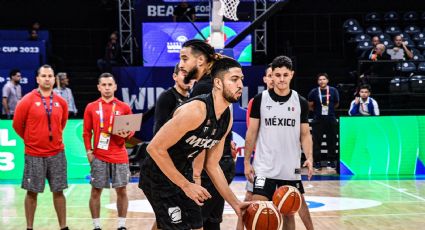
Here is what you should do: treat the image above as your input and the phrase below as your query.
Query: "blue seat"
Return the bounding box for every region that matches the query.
[397,61,416,72]
[384,11,399,22]
[365,12,381,23]
[409,75,425,93]
[385,26,402,35]
[366,26,383,35]
[399,32,411,40]
[404,25,421,35]
[377,33,391,41]
[357,41,373,51]
[413,54,425,61]
[417,62,425,73]
[411,48,421,56]
[382,39,394,49]
[355,34,371,42]
[417,39,425,50]
[347,25,364,35]
[412,32,425,41]
[403,11,418,21]
[343,19,360,29]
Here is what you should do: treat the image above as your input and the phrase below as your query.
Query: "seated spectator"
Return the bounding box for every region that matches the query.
[173,1,196,22]
[28,29,38,41]
[370,44,391,61]
[361,36,380,60]
[97,32,121,72]
[387,35,413,60]
[53,72,78,117]
[349,84,379,116]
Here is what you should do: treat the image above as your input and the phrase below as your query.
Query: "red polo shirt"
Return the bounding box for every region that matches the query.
[13,89,68,157]
[83,97,133,163]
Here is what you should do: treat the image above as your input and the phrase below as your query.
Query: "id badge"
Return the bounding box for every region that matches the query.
[321,105,329,116]
[97,132,110,150]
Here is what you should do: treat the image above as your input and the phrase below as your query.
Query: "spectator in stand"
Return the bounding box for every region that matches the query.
[349,84,379,116]
[370,44,391,61]
[387,35,413,60]
[173,1,196,22]
[28,29,39,41]
[97,32,121,72]
[308,73,339,172]
[54,72,78,117]
[361,36,380,60]
[2,69,22,119]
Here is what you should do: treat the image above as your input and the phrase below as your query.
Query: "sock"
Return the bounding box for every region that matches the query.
[93,218,101,229]
[118,217,126,228]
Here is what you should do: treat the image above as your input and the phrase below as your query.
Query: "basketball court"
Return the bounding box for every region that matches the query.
[1,169,425,229]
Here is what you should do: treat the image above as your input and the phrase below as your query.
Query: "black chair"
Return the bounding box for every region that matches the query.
[399,32,411,40]
[357,41,373,51]
[347,25,364,35]
[402,38,415,48]
[343,18,360,29]
[417,39,425,50]
[404,25,421,35]
[365,12,381,23]
[409,75,425,92]
[423,49,425,56]
[377,33,391,41]
[421,12,425,21]
[384,11,399,22]
[355,34,371,42]
[385,26,402,35]
[403,11,418,21]
[390,77,410,93]
[412,32,425,41]
[417,62,425,73]
[382,39,394,49]
[366,26,383,35]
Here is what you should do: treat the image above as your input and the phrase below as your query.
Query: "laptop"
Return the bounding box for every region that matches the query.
[112,113,143,134]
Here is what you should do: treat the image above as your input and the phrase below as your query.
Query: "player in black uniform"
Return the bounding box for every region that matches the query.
[190,58,236,230]
[153,63,193,134]
[139,56,248,230]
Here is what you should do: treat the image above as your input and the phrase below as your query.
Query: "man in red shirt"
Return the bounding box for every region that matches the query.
[13,64,69,230]
[83,72,133,230]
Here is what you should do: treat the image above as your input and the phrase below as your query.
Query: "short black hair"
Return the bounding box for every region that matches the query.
[210,55,241,80]
[271,56,293,71]
[98,72,116,83]
[359,84,371,91]
[173,63,180,74]
[182,39,216,62]
[37,64,53,75]
[265,63,272,75]
[316,72,329,80]
[9,69,20,77]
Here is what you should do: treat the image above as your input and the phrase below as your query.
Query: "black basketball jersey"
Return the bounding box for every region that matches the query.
[140,93,230,194]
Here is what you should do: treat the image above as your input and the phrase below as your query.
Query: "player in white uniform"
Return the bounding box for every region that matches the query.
[244,56,314,230]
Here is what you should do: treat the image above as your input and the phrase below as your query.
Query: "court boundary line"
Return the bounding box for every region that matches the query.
[374,181,425,201]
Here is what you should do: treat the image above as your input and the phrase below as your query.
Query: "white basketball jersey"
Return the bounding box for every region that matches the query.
[253,90,301,180]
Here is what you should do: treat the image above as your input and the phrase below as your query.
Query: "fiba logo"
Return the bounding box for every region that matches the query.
[176,35,188,43]
[168,206,182,224]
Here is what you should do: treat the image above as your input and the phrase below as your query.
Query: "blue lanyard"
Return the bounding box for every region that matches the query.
[39,90,54,141]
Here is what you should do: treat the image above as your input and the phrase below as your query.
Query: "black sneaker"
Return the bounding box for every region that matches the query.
[93,228,101,230]
[117,227,127,230]
[327,161,336,169]
[61,227,69,230]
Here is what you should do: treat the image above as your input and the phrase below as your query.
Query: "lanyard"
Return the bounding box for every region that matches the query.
[38,90,54,141]
[98,101,116,134]
[318,86,330,106]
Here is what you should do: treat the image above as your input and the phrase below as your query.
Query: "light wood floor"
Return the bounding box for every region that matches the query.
[1,171,425,230]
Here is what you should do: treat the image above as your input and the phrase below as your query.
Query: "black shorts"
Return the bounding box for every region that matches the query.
[253,176,305,201]
[140,177,202,230]
[201,156,235,225]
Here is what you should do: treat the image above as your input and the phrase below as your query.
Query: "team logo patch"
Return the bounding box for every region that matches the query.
[203,126,210,133]
[115,111,121,115]
[288,106,295,111]
[254,177,266,189]
[54,102,60,107]
[35,102,41,106]
[168,206,182,224]
[266,105,272,110]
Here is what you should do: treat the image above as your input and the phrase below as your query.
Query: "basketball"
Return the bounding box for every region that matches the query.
[272,185,302,215]
[243,201,282,230]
